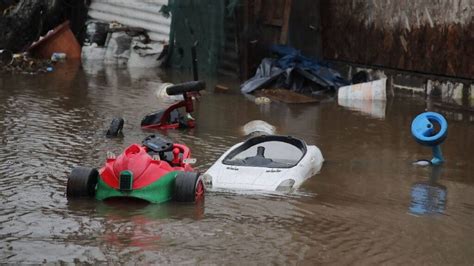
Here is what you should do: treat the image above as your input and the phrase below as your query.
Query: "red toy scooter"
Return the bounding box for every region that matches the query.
[105,80,205,137]
[106,41,204,136]
[140,80,205,130]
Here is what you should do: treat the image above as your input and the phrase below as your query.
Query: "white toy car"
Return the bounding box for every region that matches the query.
[203,135,324,192]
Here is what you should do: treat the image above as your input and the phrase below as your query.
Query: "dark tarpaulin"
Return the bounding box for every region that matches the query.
[241,45,349,94]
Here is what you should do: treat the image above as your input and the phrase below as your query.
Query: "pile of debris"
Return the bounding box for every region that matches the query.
[241,45,350,95]
[0,19,81,74]
[81,20,167,68]
[241,45,388,105]
[0,0,87,75]
[0,50,53,74]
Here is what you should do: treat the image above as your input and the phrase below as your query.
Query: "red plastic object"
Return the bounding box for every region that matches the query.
[172,148,181,165]
[28,21,81,59]
[99,143,193,190]
[195,180,204,200]
[141,91,199,130]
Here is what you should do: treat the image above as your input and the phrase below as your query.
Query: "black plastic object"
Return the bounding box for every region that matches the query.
[142,134,173,153]
[66,167,99,198]
[106,117,124,137]
[0,50,13,65]
[141,110,164,127]
[174,172,201,202]
[119,171,133,192]
[141,109,182,127]
[166,80,206,96]
[243,146,274,166]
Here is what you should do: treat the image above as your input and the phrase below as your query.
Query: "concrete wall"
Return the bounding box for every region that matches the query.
[320,0,474,79]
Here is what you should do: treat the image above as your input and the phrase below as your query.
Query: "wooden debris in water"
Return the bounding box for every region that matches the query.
[255,88,319,104]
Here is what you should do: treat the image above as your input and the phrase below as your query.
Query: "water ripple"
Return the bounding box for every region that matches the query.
[0,65,473,264]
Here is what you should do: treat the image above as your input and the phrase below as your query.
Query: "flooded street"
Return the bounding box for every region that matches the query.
[0,62,473,264]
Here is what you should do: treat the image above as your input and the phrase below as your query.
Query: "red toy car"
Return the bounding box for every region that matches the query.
[66,134,204,203]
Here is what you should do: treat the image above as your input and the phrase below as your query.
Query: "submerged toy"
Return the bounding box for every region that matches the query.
[203,135,324,192]
[411,111,448,165]
[66,134,204,203]
[105,80,205,137]
[141,80,205,130]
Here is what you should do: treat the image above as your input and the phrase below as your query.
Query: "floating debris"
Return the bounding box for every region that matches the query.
[254,96,271,105]
[0,53,53,74]
[241,120,276,136]
[255,88,319,104]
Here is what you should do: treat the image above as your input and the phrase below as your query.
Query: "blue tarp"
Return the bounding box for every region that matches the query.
[241,45,349,94]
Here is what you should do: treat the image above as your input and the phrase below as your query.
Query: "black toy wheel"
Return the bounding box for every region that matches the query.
[66,167,99,199]
[166,80,206,96]
[174,172,204,202]
[106,117,124,137]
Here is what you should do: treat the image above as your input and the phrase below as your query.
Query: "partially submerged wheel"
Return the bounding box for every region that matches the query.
[106,117,124,137]
[66,167,99,199]
[174,172,204,202]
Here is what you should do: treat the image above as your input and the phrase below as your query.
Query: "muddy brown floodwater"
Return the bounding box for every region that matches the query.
[0,62,473,264]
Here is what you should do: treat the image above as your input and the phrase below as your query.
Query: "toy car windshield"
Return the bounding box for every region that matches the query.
[222,135,307,168]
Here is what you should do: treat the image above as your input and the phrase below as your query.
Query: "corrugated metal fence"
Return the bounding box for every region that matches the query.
[88,0,171,43]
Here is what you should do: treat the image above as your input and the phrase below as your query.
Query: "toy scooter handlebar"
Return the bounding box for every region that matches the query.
[166,80,206,96]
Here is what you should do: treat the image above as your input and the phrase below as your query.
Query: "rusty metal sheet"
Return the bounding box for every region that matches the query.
[320,0,474,79]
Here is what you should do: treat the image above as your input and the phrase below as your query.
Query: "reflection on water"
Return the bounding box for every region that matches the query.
[95,199,204,251]
[410,165,447,215]
[0,62,473,264]
[338,98,386,119]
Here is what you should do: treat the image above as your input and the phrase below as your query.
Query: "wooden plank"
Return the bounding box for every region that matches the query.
[236,0,249,80]
[254,0,262,17]
[264,19,283,27]
[279,0,292,44]
[265,0,276,23]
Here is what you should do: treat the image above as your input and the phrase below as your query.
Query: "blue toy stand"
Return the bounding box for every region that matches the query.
[411,112,448,165]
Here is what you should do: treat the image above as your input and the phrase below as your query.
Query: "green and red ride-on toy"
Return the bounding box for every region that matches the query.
[66,134,204,203]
